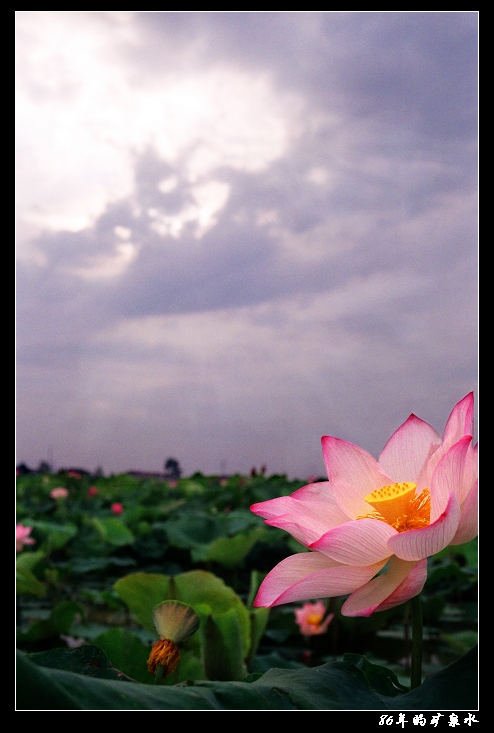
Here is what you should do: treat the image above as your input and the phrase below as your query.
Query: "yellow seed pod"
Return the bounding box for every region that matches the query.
[147,638,181,677]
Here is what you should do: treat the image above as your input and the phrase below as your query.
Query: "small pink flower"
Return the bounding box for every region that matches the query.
[111,502,123,515]
[50,487,69,499]
[60,635,86,649]
[67,471,81,479]
[294,601,334,636]
[87,486,99,497]
[16,524,36,552]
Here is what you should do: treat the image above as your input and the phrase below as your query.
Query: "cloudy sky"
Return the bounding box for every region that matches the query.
[16,11,478,478]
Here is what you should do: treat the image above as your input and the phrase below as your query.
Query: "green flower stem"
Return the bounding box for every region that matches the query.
[154,665,165,685]
[410,594,423,689]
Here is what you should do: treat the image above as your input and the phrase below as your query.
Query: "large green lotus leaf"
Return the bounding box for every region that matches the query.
[249,651,304,674]
[441,630,478,655]
[343,653,409,697]
[247,607,270,668]
[113,573,172,632]
[201,608,248,682]
[16,550,46,597]
[172,570,246,616]
[391,644,478,710]
[17,645,478,710]
[31,520,77,550]
[16,550,45,573]
[20,645,133,680]
[172,571,251,658]
[162,649,206,685]
[180,480,205,498]
[17,600,85,642]
[17,652,83,710]
[69,557,136,575]
[192,528,265,567]
[222,508,263,534]
[92,628,151,683]
[16,568,46,597]
[165,514,223,549]
[91,518,135,547]
[156,499,186,516]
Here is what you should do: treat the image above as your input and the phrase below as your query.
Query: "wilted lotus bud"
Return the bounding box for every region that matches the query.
[147,601,200,680]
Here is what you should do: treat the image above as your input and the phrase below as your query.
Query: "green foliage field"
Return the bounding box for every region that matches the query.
[16,470,478,710]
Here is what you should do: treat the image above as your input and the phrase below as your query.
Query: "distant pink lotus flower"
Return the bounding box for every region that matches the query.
[67,471,81,479]
[295,601,334,636]
[16,524,35,552]
[111,502,124,515]
[87,486,99,497]
[50,487,69,499]
[251,394,477,617]
[60,635,86,649]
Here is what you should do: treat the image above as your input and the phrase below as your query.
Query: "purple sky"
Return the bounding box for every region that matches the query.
[16,12,478,478]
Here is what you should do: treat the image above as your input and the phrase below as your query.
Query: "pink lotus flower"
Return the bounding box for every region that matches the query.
[87,486,99,497]
[50,487,69,499]
[295,601,334,636]
[251,394,477,617]
[111,502,123,515]
[60,635,86,649]
[16,524,36,552]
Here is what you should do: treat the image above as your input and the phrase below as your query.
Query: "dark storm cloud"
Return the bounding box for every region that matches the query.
[18,127,476,338]
[317,12,477,139]
[113,231,278,317]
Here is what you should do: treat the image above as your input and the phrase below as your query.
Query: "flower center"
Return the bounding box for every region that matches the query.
[307,613,323,626]
[361,481,431,532]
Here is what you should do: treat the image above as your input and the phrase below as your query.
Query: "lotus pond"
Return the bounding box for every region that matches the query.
[16,470,478,710]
